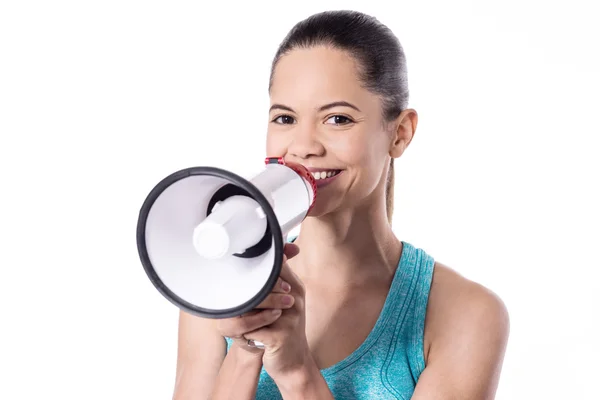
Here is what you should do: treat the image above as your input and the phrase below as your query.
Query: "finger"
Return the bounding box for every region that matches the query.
[284,243,300,260]
[278,260,303,289]
[220,309,282,338]
[242,328,271,349]
[255,292,295,309]
[271,277,292,294]
[243,324,280,350]
[238,309,261,318]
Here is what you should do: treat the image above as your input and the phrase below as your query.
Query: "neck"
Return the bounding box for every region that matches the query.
[290,198,402,289]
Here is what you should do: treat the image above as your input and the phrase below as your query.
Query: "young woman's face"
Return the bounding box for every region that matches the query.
[266,46,394,217]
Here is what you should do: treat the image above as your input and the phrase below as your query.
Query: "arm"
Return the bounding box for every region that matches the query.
[211,341,264,400]
[412,264,510,400]
[172,310,263,400]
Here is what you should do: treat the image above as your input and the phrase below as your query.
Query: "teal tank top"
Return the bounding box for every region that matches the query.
[224,240,435,399]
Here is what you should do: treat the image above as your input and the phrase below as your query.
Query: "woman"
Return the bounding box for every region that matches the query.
[174,10,510,400]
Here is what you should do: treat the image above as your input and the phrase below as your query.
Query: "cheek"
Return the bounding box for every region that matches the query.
[335,130,389,190]
[327,132,381,169]
[324,136,362,165]
[265,132,287,156]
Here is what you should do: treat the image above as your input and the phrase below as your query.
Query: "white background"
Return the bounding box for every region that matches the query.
[1,1,598,399]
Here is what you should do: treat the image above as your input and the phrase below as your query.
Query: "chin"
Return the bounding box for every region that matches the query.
[305,195,346,219]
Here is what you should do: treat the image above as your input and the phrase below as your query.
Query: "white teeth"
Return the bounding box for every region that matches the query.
[311,170,340,180]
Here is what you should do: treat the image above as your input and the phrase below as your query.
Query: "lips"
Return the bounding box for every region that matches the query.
[305,168,343,188]
[309,169,342,180]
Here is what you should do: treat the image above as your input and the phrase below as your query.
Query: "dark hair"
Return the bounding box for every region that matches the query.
[269,10,409,224]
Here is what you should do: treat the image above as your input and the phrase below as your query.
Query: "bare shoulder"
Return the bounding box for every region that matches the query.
[424,261,510,360]
[414,261,510,399]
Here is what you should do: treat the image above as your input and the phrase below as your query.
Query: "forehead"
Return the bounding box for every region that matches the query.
[270,46,372,107]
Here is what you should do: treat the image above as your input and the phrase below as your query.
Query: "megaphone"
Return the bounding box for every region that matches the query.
[136,157,317,320]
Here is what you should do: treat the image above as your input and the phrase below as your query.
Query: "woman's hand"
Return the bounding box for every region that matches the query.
[214,243,301,356]
[242,244,315,382]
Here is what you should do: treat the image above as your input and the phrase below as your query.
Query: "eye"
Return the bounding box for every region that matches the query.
[272,115,296,125]
[325,115,354,125]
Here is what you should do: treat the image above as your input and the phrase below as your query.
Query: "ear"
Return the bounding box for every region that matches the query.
[389,108,418,158]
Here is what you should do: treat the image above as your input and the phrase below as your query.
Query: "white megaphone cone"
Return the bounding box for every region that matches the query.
[136,157,317,326]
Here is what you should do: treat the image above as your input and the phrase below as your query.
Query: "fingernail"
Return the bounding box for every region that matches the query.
[272,309,282,316]
[281,281,291,292]
[282,295,293,306]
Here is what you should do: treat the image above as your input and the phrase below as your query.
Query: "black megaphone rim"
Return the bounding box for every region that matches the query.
[136,166,284,319]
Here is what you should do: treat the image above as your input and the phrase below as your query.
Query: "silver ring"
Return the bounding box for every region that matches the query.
[246,339,265,349]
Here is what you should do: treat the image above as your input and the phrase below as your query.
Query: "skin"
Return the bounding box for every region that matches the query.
[173,45,510,400]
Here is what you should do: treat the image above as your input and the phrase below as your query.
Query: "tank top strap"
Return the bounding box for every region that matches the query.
[377,241,435,385]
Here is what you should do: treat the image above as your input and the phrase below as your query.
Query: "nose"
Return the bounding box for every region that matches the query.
[287,126,325,160]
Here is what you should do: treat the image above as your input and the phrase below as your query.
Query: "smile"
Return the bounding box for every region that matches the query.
[307,168,343,188]
[310,169,342,180]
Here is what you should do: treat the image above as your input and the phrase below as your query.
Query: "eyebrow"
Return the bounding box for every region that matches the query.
[269,101,361,113]
[269,104,295,113]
